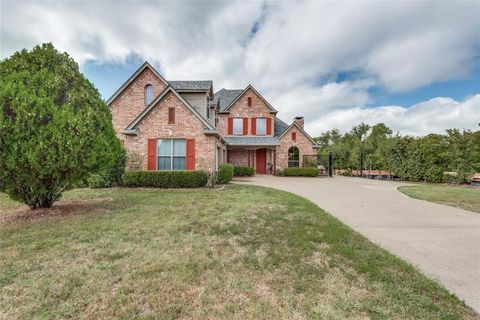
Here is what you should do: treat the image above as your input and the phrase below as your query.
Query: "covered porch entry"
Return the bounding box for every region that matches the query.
[227,147,277,174]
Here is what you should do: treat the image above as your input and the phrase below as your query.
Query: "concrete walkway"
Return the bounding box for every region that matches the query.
[234,175,480,313]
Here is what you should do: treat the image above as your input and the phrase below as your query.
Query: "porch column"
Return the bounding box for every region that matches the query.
[273,149,276,173]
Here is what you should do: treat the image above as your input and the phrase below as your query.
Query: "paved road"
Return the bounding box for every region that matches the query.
[234,175,480,313]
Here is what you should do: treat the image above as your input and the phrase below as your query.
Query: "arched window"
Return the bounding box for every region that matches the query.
[288,146,299,167]
[145,84,154,105]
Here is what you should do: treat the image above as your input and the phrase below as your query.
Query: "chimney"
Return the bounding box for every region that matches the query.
[293,116,304,129]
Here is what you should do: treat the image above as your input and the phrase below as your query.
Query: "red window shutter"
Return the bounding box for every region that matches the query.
[243,118,248,135]
[266,117,272,135]
[147,138,157,170]
[292,132,297,141]
[247,97,252,107]
[251,118,256,135]
[186,139,195,170]
[228,117,233,135]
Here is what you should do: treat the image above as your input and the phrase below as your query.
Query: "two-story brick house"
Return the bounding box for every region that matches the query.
[108,62,318,174]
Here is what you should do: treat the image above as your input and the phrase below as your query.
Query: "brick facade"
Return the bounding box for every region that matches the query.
[110,68,167,140]
[108,64,317,174]
[276,125,317,171]
[217,88,275,137]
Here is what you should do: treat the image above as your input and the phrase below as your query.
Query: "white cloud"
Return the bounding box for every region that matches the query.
[306,95,480,136]
[1,1,479,136]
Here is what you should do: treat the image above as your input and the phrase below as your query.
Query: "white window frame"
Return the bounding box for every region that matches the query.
[157,139,186,170]
[233,118,243,135]
[145,84,154,105]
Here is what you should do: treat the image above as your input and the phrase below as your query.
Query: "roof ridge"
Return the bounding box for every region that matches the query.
[125,86,214,132]
[106,61,168,105]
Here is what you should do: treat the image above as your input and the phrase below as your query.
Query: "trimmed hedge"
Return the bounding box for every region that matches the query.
[217,164,234,184]
[122,170,207,188]
[234,166,255,176]
[283,167,319,177]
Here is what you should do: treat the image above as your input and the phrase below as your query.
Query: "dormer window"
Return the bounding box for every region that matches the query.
[145,84,154,105]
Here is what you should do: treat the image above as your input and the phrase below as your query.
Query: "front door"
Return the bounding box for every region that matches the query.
[256,148,266,174]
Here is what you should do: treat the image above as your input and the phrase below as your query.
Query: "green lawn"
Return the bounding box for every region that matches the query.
[399,184,480,213]
[1,186,477,319]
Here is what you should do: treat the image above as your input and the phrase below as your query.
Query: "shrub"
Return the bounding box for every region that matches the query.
[217,164,234,184]
[87,174,105,189]
[302,157,318,167]
[0,43,119,209]
[283,167,319,177]
[88,148,126,188]
[122,171,207,188]
[234,166,255,176]
[126,150,143,171]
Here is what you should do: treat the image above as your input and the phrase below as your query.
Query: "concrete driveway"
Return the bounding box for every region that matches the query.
[234,175,480,313]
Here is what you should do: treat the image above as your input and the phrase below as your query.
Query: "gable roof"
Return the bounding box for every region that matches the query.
[278,122,319,147]
[215,89,244,111]
[170,80,212,92]
[106,61,169,105]
[124,86,214,133]
[216,85,278,113]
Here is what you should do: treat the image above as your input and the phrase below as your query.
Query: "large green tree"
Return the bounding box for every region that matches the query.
[0,43,121,209]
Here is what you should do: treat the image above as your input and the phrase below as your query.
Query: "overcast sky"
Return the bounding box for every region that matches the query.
[1,0,479,136]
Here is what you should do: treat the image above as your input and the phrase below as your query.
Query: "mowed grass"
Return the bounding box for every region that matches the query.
[399,184,480,213]
[1,186,477,319]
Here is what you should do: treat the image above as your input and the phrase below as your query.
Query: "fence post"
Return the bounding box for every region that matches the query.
[328,152,333,177]
[360,152,364,178]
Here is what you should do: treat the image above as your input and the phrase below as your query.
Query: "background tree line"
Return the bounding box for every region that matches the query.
[314,123,480,183]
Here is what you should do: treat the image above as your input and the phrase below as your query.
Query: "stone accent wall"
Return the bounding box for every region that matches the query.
[122,91,224,172]
[217,87,275,137]
[109,68,167,139]
[276,125,317,171]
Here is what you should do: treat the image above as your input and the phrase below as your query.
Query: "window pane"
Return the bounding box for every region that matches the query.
[233,118,243,135]
[173,139,186,156]
[257,118,266,135]
[157,139,171,156]
[158,156,171,170]
[145,85,154,104]
[288,147,299,161]
[288,161,299,168]
[173,157,186,170]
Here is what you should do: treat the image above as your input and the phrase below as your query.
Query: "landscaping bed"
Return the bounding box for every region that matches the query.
[0,187,477,319]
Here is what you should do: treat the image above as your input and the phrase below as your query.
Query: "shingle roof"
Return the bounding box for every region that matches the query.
[274,118,290,137]
[124,86,215,132]
[170,81,212,91]
[214,89,244,111]
[106,62,168,105]
[224,136,280,146]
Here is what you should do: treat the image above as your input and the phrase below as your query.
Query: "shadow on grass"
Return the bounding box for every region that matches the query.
[1,198,113,226]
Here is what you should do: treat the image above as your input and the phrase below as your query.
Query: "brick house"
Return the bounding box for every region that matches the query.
[107,62,318,174]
